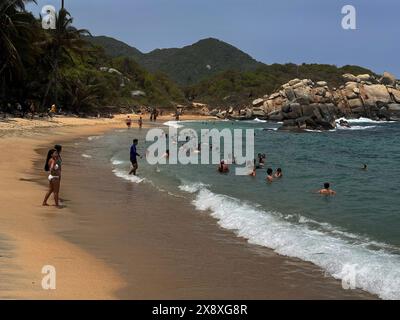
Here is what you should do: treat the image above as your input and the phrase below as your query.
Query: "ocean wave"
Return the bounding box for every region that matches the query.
[163,121,184,129]
[111,159,125,165]
[81,154,92,159]
[179,182,400,300]
[336,125,377,131]
[336,117,393,124]
[88,135,103,141]
[112,168,145,184]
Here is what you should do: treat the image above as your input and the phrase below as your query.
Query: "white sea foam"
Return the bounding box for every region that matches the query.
[88,135,103,141]
[336,125,377,131]
[81,154,92,159]
[163,121,184,129]
[336,117,393,124]
[179,183,400,300]
[111,159,125,165]
[112,168,144,184]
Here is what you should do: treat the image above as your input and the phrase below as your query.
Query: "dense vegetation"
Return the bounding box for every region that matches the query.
[0,1,185,116]
[1,1,378,116]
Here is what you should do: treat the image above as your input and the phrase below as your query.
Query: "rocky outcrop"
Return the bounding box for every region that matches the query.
[246,72,400,130]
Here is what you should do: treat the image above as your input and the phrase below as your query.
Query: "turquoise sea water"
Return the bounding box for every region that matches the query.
[84,118,400,299]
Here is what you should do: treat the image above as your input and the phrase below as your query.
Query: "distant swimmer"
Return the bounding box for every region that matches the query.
[362,164,368,171]
[249,161,256,177]
[339,119,351,128]
[218,160,229,173]
[266,168,274,182]
[129,139,142,176]
[126,116,132,129]
[274,168,283,178]
[318,183,336,196]
[258,153,266,168]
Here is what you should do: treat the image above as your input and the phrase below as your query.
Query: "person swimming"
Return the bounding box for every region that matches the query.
[318,182,336,195]
[274,168,283,178]
[362,164,368,170]
[266,168,274,182]
[218,160,229,173]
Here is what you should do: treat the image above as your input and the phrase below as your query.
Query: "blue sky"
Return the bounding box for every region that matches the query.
[28,0,399,77]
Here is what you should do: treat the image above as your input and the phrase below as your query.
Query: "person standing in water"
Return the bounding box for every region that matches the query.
[274,168,283,178]
[138,116,143,129]
[266,168,274,182]
[129,139,141,175]
[42,149,61,207]
[218,160,229,173]
[318,183,336,195]
[126,116,132,129]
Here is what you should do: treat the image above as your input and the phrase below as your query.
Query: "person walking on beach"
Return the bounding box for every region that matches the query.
[318,183,336,196]
[129,139,142,175]
[42,149,61,207]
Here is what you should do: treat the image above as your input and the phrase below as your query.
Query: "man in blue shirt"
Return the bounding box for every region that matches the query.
[129,139,141,175]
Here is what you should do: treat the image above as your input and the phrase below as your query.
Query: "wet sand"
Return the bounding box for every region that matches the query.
[34,128,375,299]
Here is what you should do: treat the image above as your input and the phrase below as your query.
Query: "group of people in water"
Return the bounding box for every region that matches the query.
[126,116,143,129]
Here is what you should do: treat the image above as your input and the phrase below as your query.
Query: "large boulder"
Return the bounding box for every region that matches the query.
[361,84,391,107]
[343,73,358,82]
[388,88,400,103]
[252,98,264,107]
[380,72,396,86]
[357,74,372,82]
[268,110,284,121]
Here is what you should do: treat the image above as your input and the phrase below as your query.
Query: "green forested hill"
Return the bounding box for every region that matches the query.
[87,36,263,85]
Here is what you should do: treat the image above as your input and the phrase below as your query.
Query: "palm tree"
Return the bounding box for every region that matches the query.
[0,0,37,102]
[41,8,90,108]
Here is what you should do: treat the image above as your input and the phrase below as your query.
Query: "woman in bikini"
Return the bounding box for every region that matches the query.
[42,149,61,207]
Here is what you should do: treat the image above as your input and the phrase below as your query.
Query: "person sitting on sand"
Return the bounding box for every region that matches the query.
[218,160,229,173]
[266,168,274,182]
[274,168,283,178]
[126,116,132,129]
[129,139,142,175]
[42,149,61,207]
[318,183,336,196]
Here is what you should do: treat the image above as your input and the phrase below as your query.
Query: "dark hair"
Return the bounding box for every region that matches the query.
[44,149,56,172]
[277,168,282,172]
[133,139,138,144]
[267,168,273,175]
[324,182,330,189]
[54,144,62,153]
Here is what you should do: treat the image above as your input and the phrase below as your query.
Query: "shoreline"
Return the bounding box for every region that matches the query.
[0,115,376,299]
[0,114,216,299]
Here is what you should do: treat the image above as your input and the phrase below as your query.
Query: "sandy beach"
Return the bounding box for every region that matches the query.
[0,113,211,299]
[0,114,374,299]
